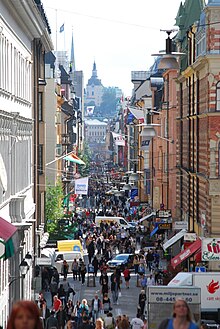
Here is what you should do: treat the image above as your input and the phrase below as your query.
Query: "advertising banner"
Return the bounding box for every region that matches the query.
[202,238,220,261]
[75,177,89,195]
[147,286,200,329]
[171,239,201,268]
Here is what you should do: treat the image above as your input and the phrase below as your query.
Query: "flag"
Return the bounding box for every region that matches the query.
[64,153,85,165]
[59,24,64,33]
[75,177,89,195]
[111,132,125,146]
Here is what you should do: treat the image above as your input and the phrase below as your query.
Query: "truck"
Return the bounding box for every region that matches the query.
[168,272,220,321]
[57,239,83,253]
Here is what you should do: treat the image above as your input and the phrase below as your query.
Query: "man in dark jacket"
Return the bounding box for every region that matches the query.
[78,315,94,329]
[91,294,102,322]
[138,290,146,316]
[46,310,58,329]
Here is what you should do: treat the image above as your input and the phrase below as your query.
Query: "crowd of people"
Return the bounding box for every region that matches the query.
[6,298,201,329]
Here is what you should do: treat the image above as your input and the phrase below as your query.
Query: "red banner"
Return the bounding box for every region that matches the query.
[171,239,201,269]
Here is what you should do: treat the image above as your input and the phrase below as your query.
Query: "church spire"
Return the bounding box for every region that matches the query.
[70,31,76,73]
[92,61,97,78]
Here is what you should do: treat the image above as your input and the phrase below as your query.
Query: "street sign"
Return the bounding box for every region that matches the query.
[173,221,188,230]
[36,257,52,266]
[195,266,206,272]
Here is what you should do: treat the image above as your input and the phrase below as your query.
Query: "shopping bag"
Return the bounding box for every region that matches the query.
[118,291,122,297]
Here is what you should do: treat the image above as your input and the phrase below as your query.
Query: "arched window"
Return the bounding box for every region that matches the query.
[216,81,220,111]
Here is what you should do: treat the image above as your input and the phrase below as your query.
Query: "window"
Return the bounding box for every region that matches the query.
[38,92,43,121]
[38,145,43,175]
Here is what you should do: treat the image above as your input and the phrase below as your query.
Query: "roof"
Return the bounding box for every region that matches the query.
[85,119,107,126]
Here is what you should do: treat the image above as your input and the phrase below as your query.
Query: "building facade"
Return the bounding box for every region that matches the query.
[175,0,220,241]
[0,0,53,325]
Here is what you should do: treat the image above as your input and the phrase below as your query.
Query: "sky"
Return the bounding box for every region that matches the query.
[42,0,183,96]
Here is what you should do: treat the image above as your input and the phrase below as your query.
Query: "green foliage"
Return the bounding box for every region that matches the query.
[95,87,119,117]
[77,142,92,176]
[45,179,64,234]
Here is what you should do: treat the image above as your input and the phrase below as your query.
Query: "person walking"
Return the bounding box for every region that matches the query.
[71,259,79,281]
[46,310,59,329]
[57,284,66,306]
[80,261,87,286]
[62,277,72,302]
[138,290,146,317]
[65,300,74,321]
[50,277,58,306]
[56,305,66,329]
[130,314,144,329]
[53,295,62,314]
[61,260,69,279]
[40,300,50,328]
[158,299,199,329]
[123,267,131,289]
[110,270,120,305]
[92,256,99,277]
[91,294,102,322]
[95,318,105,329]
[102,293,112,314]
[7,300,43,329]
[99,271,109,296]
[147,274,155,286]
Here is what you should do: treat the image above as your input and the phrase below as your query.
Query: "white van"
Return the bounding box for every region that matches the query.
[54,250,84,274]
[95,216,133,230]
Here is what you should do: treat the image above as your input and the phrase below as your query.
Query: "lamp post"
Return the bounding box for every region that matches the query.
[9,259,29,286]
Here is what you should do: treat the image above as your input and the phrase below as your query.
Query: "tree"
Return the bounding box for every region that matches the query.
[45,179,64,234]
[77,142,92,176]
[95,87,119,117]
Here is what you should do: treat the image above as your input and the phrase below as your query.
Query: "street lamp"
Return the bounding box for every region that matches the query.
[25,252,33,267]
[19,259,29,277]
[9,259,30,285]
[151,29,184,70]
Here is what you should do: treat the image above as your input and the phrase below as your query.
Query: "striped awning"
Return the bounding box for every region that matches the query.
[0,217,19,259]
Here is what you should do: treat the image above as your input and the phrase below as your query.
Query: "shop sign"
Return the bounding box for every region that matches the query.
[158,223,172,230]
[173,221,188,230]
[156,209,172,218]
[184,233,197,242]
[202,238,220,261]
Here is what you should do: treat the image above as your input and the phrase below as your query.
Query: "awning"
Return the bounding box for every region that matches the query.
[150,226,159,237]
[139,212,156,223]
[171,239,201,269]
[0,217,18,260]
[162,229,187,251]
[64,153,85,165]
[128,107,144,120]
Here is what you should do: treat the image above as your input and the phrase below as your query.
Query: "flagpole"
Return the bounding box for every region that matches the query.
[64,23,66,51]
[46,150,73,166]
